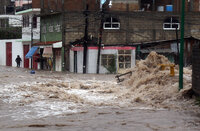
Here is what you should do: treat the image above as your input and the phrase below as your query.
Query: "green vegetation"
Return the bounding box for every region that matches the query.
[0,27,22,39]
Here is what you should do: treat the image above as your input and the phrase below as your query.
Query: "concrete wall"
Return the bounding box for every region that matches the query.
[69,50,74,72]
[131,49,136,67]
[77,50,84,73]
[55,54,62,71]
[12,40,23,67]
[0,39,23,67]
[70,47,136,74]
[0,40,6,65]
[87,49,98,73]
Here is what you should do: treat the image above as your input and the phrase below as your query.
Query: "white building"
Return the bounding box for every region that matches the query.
[0,39,23,67]
[70,46,136,74]
[0,14,23,67]
[15,8,40,69]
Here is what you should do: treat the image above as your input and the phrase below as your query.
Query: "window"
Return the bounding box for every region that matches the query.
[118,50,131,69]
[163,17,179,30]
[23,15,29,27]
[0,19,9,28]
[32,16,37,28]
[101,54,115,68]
[103,17,120,29]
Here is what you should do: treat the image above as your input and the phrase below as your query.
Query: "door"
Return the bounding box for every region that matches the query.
[55,49,61,71]
[23,45,29,68]
[33,53,39,70]
[6,42,12,66]
[74,51,77,73]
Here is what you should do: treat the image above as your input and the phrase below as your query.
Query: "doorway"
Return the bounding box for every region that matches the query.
[23,45,29,68]
[74,51,77,73]
[6,42,12,66]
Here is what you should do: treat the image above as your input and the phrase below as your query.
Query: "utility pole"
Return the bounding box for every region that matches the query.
[176,27,179,64]
[31,15,33,69]
[96,0,112,74]
[96,11,103,74]
[83,4,89,74]
[179,0,185,90]
[61,0,65,71]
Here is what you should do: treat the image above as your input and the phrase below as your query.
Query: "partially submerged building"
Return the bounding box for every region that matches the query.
[0,0,22,67]
[15,0,41,69]
[35,0,200,73]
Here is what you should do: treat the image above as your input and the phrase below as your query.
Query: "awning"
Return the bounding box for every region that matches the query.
[25,46,38,58]
[43,47,53,57]
[53,41,62,48]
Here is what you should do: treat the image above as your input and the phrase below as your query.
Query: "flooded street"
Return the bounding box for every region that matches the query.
[0,65,200,131]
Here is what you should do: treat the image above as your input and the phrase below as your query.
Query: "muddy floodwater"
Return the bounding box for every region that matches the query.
[0,65,200,131]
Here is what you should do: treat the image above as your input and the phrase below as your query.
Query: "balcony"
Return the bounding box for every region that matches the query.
[16,3,32,13]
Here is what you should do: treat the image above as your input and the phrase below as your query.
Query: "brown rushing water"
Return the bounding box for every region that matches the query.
[0,65,200,131]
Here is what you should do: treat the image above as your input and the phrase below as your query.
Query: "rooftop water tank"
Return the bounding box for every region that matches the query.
[166,5,173,12]
[157,6,164,12]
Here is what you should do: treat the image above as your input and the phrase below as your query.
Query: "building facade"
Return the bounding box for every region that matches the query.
[0,0,15,15]
[38,0,100,72]
[0,39,24,67]
[15,0,41,69]
[38,0,200,73]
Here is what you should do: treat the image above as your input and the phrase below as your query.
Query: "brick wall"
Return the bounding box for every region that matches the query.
[63,11,200,46]
[108,0,200,12]
[101,12,183,45]
[32,0,41,8]
[41,0,100,13]
[192,42,200,95]
[110,3,139,11]
[64,12,99,45]
[59,9,200,71]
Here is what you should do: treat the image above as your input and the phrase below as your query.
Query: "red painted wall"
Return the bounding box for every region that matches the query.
[23,45,29,68]
[6,42,12,66]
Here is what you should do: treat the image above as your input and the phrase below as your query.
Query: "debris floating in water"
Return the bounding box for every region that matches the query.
[119,51,194,109]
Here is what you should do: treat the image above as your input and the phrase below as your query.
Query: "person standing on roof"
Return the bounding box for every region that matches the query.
[15,55,22,67]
